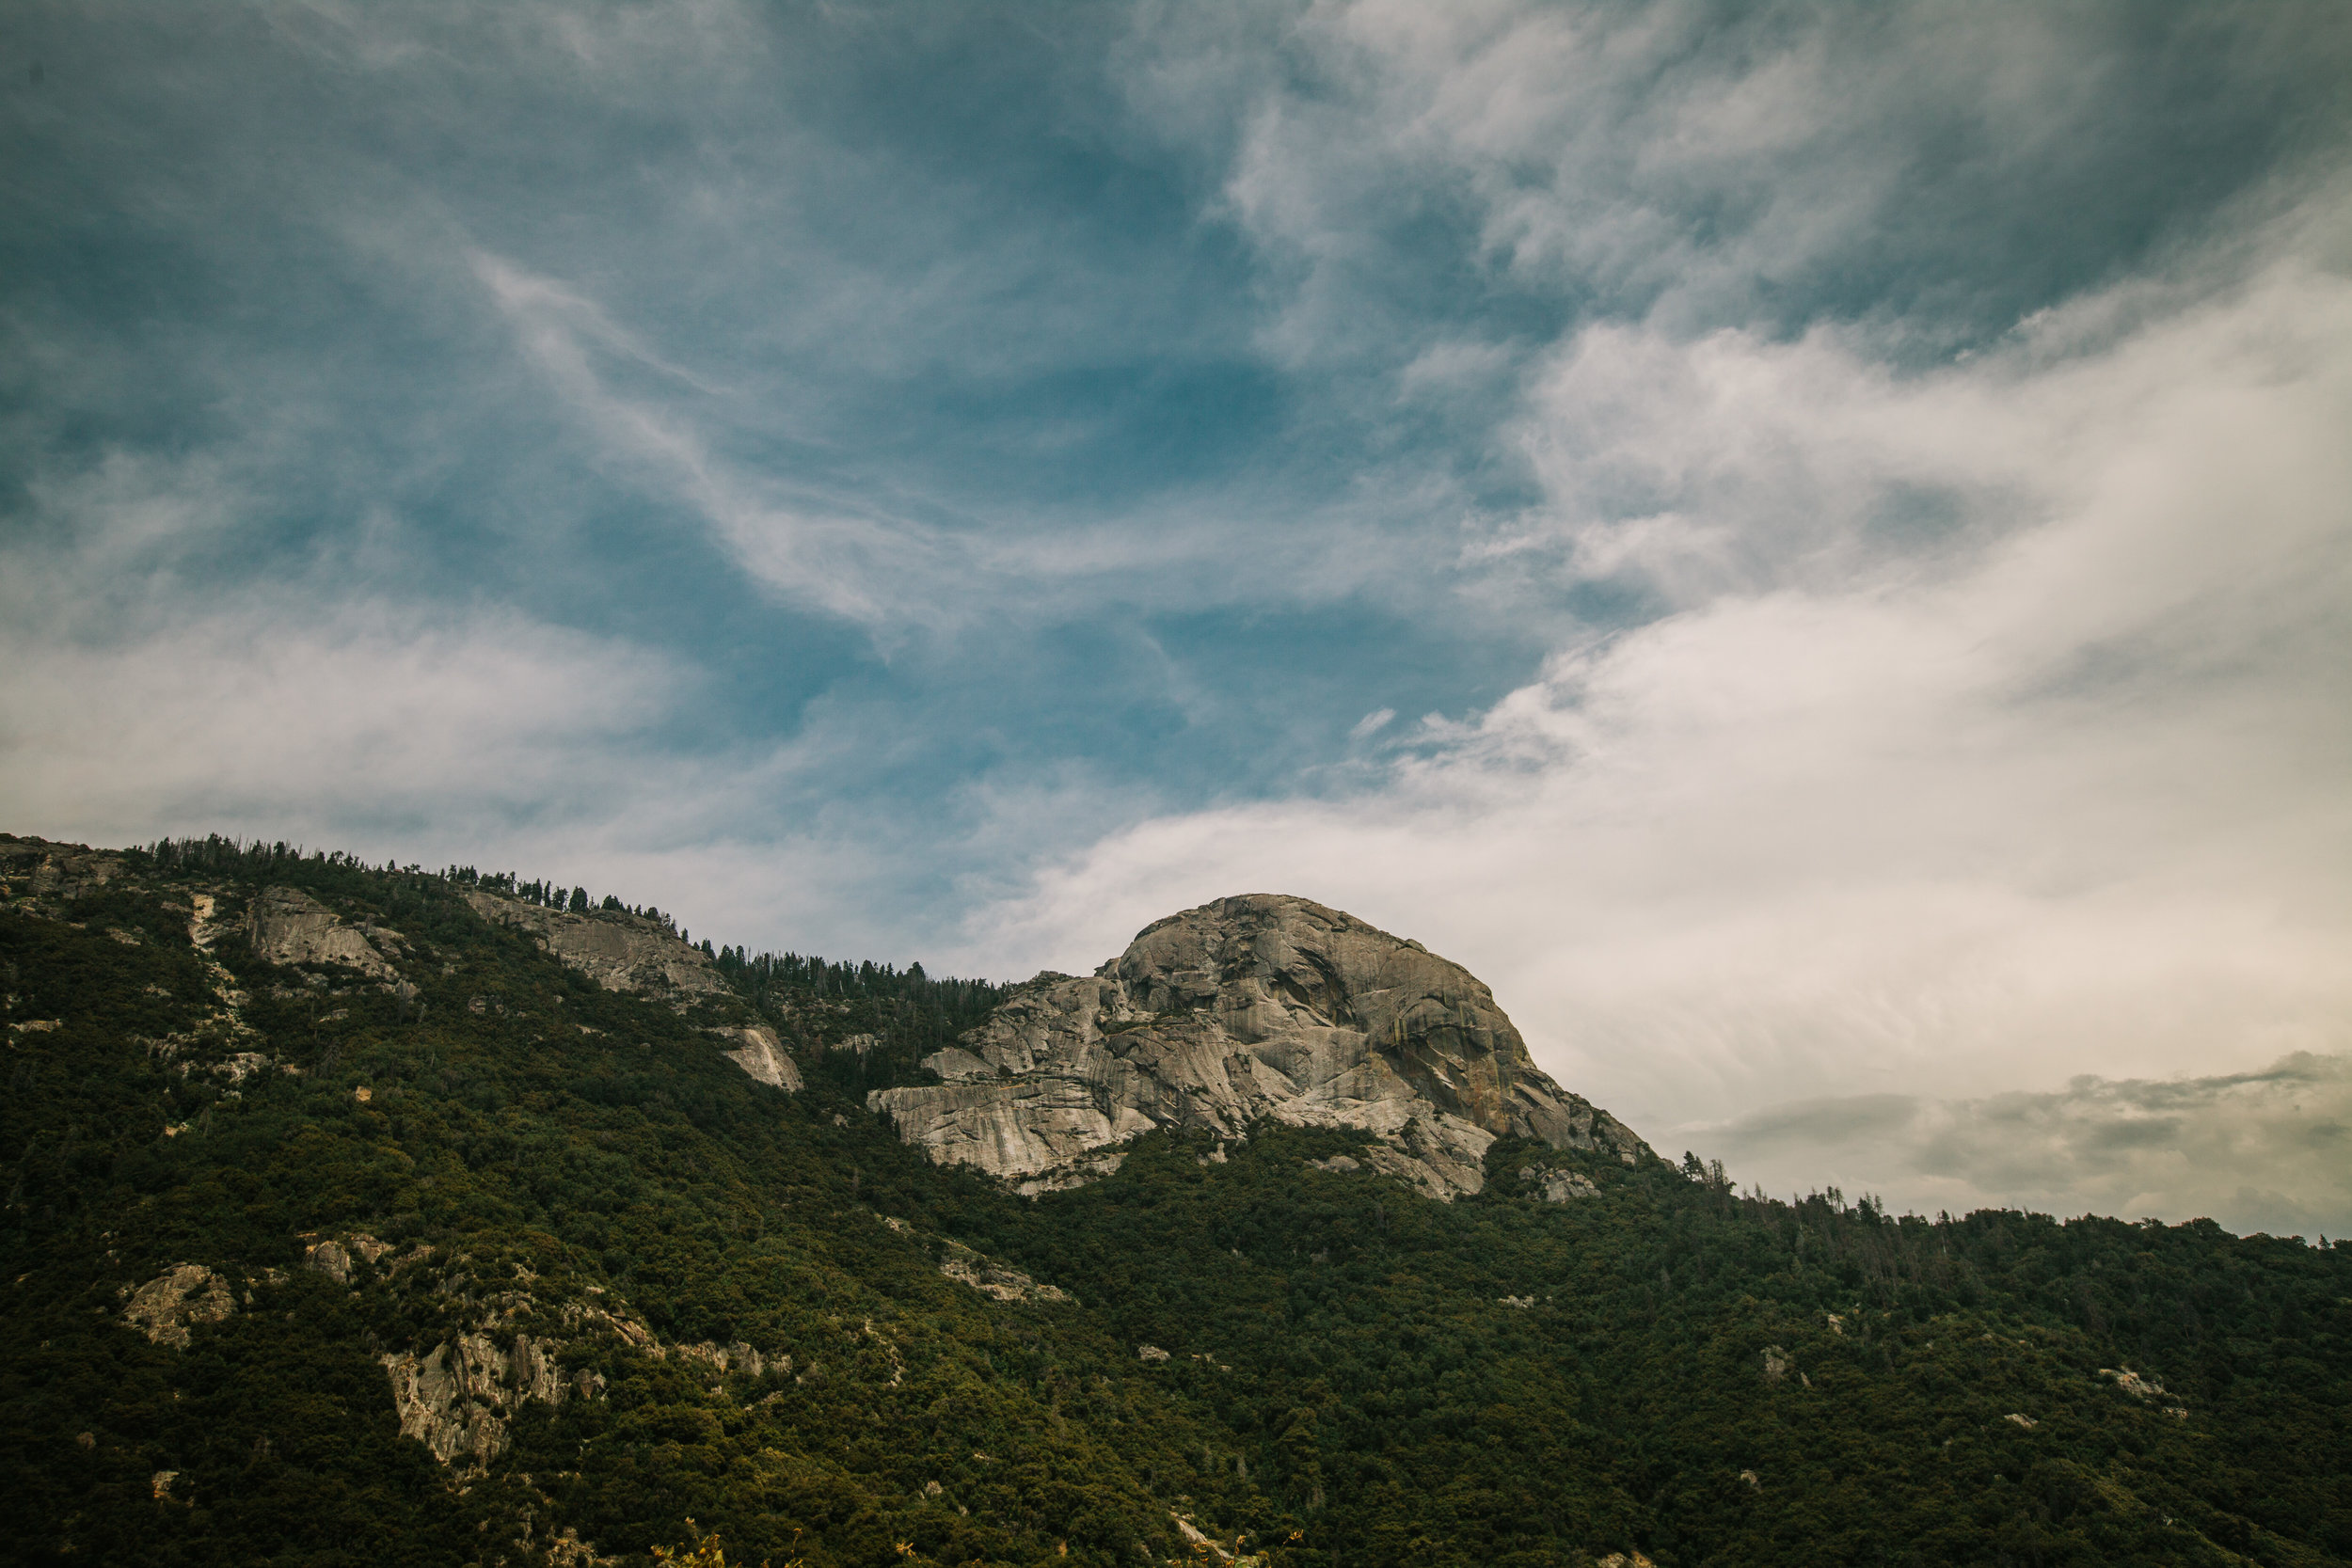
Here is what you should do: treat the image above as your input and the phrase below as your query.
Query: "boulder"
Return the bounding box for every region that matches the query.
[869,894,1648,1198]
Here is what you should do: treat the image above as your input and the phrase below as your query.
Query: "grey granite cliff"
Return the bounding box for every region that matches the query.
[869,894,1649,1198]
[462,889,730,1001]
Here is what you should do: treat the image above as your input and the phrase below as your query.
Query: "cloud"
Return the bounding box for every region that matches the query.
[8,0,2351,1232]
[956,214,2352,1234]
[469,250,946,631]
[0,437,917,958]
[1128,0,2352,362]
[0,566,936,965]
[1694,1053,2352,1241]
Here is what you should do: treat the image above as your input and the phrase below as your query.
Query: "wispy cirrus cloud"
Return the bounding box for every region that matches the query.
[469,250,946,631]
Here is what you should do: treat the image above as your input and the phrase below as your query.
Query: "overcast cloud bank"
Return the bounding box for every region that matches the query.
[1700,1053,2352,1241]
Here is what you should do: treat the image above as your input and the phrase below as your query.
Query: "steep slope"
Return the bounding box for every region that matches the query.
[871,894,1648,1197]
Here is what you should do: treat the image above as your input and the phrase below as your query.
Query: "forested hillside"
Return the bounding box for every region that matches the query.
[3,835,2346,1567]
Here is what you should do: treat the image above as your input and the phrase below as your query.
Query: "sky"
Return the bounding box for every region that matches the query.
[5,0,2349,1236]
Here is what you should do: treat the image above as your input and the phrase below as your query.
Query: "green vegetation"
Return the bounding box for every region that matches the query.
[3,837,2346,1566]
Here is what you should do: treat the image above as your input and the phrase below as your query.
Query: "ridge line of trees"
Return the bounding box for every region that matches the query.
[135,832,1010,1013]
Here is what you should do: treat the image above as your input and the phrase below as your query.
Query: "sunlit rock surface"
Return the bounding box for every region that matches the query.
[870,894,1649,1198]
[715,1022,803,1090]
[382,1331,571,1467]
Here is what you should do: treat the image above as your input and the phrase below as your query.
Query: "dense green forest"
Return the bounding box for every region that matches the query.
[3,834,2346,1567]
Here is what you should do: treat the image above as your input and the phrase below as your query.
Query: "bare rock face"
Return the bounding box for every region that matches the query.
[246,886,399,977]
[463,890,728,1001]
[713,1023,803,1090]
[121,1264,236,1347]
[869,894,1648,1199]
[382,1331,570,1467]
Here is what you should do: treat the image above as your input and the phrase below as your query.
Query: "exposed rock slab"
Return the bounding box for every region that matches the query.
[383,1331,570,1467]
[713,1022,803,1090]
[870,894,1648,1198]
[247,885,399,977]
[121,1264,235,1347]
[464,890,728,1000]
[0,834,129,902]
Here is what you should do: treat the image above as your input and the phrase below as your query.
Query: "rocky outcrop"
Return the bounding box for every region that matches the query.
[303,1231,393,1285]
[372,1259,790,1467]
[2099,1367,2185,1416]
[0,834,128,902]
[937,1242,1072,1305]
[121,1264,236,1347]
[870,895,1648,1199]
[1522,1164,1600,1202]
[463,891,728,1000]
[247,885,399,977]
[664,1338,773,1378]
[713,1023,803,1090]
[383,1331,574,1467]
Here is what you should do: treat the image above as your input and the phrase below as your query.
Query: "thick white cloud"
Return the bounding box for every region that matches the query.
[959,232,2352,1230]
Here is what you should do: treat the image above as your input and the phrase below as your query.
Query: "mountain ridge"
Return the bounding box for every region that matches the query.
[3,832,2347,1568]
[871,893,1649,1199]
